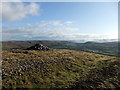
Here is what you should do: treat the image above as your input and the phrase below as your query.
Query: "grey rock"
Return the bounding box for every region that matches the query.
[26,43,50,51]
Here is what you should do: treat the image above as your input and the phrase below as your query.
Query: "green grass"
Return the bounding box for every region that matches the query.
[2,49,120,88]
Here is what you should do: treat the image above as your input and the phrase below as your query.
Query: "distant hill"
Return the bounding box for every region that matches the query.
[1,40,119,56]
[1,40,71,50]
[2,49,120,88]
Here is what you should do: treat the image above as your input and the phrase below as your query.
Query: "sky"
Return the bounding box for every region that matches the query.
[1,2,118,41]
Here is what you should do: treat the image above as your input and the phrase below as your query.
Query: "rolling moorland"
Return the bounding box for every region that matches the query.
[1,41,120,88]
[1,40,119,56]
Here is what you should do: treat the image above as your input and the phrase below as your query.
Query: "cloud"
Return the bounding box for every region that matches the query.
[64,21,73,25]
[38,21,63,28]
[37,21,74,28]
[38,23,47,28]
[66,33,118,40]
[2,23,79,40]
[49,21,63,26]
[2,0,22,2]
[1,2,40,22]
[2,22,118,41]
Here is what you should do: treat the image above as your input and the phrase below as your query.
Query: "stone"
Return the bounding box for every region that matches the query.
[26,43,50,51]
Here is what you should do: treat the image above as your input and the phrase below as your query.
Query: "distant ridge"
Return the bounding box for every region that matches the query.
[2,40,119,56]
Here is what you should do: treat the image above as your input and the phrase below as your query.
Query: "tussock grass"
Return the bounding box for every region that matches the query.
[2,49,120,88]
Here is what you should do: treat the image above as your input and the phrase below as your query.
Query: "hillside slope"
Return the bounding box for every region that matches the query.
[1,40,119,56]
[2,49,120,88]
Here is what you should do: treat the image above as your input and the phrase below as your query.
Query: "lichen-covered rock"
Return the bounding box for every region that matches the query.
[26,43,50,51]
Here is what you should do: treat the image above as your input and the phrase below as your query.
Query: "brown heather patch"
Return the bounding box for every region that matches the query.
[2,49,120,88]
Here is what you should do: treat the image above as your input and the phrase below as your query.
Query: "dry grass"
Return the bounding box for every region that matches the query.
[2,49,120,88]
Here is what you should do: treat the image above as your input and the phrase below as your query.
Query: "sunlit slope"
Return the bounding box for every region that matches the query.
[2,49,120,88]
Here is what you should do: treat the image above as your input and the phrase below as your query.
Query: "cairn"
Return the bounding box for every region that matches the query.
[26,43,50,51]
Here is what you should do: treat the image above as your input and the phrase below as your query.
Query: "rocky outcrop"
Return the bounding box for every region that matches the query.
[26,43,50,51]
